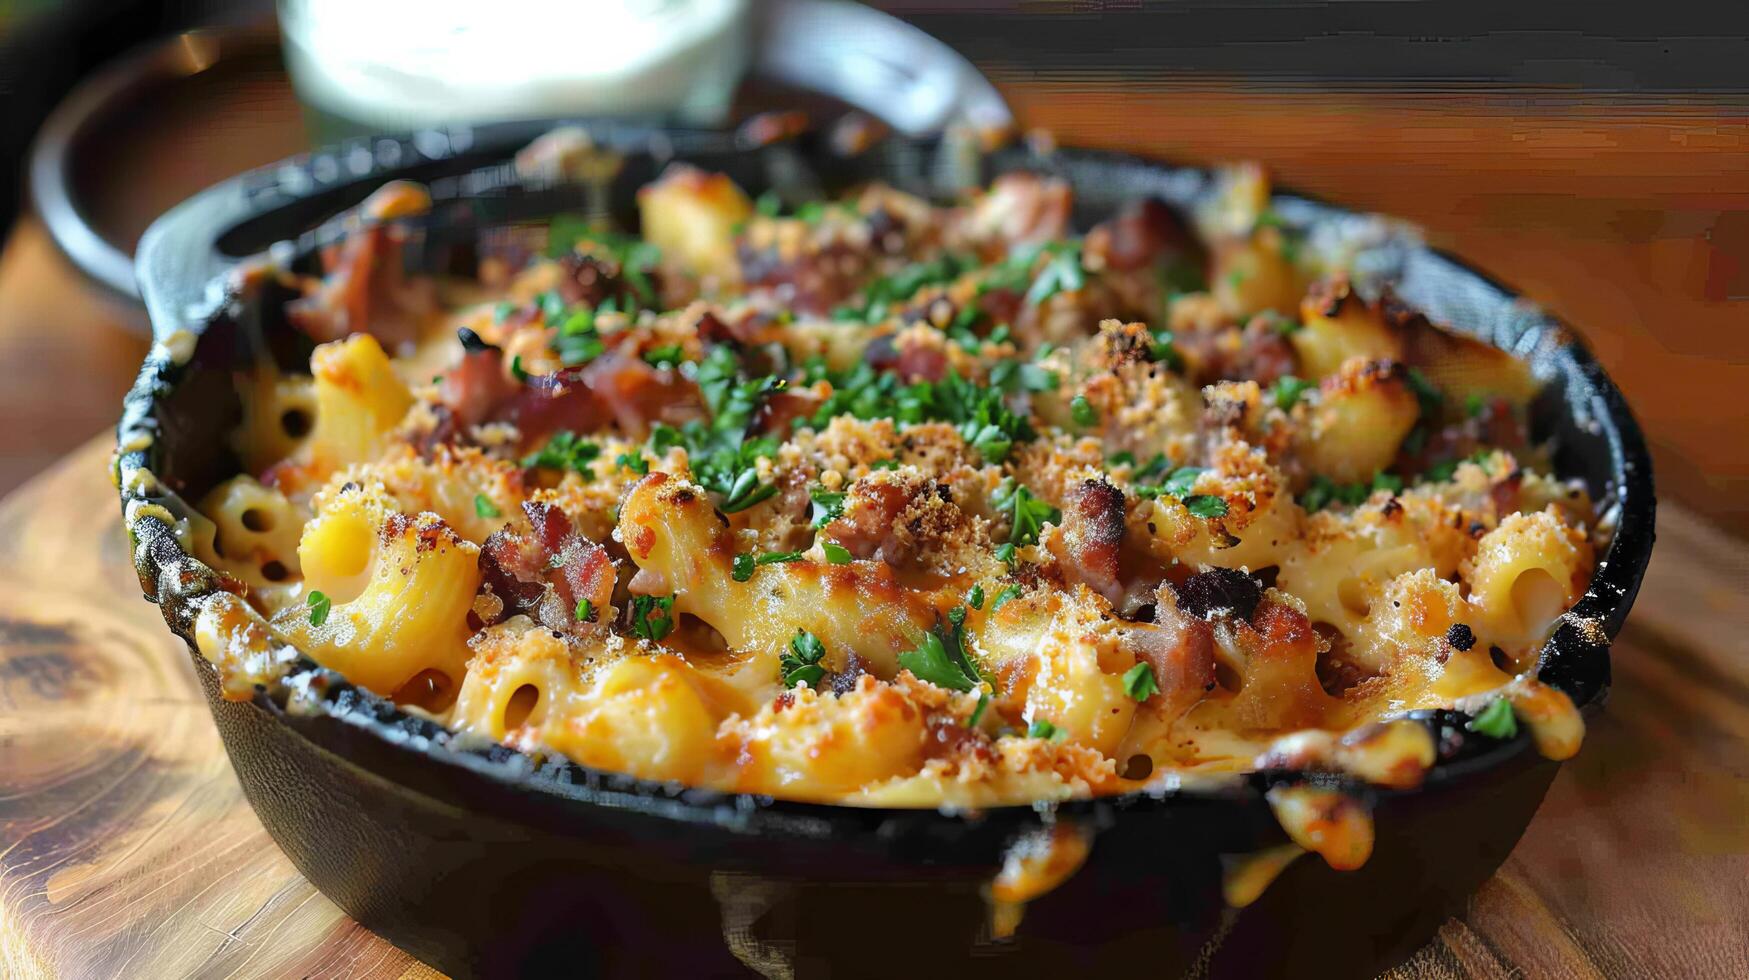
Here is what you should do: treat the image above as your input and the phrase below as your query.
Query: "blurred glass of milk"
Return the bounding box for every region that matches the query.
[279,0,753,136]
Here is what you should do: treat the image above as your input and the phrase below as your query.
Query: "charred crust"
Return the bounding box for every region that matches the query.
[1445,623,1476,652]
[1174,566,1265,622]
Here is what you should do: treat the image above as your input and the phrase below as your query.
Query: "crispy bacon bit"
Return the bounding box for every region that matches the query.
[964,172,1072,247]
[286,182,435,351]
[1055,480,1127,604]
[1085,197,1201,273]
[749,387,824,437]
[555,252,660,311]
[1129,602,1217,719]
[437,337,520,430]
[503,352,705,445]
[1175,314,1298,387]
[821,474,962,570]
[865,331,950,383]
[479,501,616,634]
[737,238,868,316]
[1173,567,1266,621]
[287,225,435,351]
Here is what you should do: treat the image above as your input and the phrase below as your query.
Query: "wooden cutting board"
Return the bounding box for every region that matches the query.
[2,437,1745,979]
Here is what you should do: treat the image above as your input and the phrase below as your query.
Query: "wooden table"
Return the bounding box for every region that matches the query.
[2,78,1747,978]
[0,439,1744,978]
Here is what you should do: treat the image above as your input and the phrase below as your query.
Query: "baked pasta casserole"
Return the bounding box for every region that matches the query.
[189,157,1595,816]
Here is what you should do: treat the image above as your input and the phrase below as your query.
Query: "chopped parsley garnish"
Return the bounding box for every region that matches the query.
[780,629,827,688]
[523,431,601,476]
[643,344,686,369]
[1108,451,1136,468]
[630,594,675,642]
[1025,242,1085,307]
[967,691,991,728]
[509,355,530,382]
[1468,698,1519,739]
[993,479,1060,548]
[821,540,853,564]
[1070,395,1098,427]
[733,550,805,582]
[1122,662,1160,701]
[1465,392,1488,419]
[897,623,980,693]
[754,191,783,217]
[1269,375,1314,411]
[1149,329,1185,371]
[809,487,847,528]
[474,493,501,519]
[616,452,649,476]
[1301,471,1404,511]
[1026,718,1065,741]
[1135,465,1206,502]
[306,590,331,627]
[989,360,1059,394]
[994,543,1018,565]
[990,584,1023,612]
[834,253,972,323]
[1182,494,1230,519]
[575,598,594,623]
[967,584,985,610]
[554,309,606,366]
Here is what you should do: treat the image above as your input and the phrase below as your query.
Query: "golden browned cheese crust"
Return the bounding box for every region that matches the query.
[197,163,1597,808]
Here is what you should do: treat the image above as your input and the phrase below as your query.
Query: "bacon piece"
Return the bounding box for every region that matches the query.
[286,182,435,351]
[437,332,520,429]
[749,387,824,437]
[821,474,962,570]
[964,173,1073,248]
[479,502,616,634]
[1126,601,1217,720]
[502,352,706,445]
[736,238,868,316]
[1086,197,1201,273]
[555,252,661,311]
[1055,479,1127,604]
[823,479,913,562]
[579,352,707,436]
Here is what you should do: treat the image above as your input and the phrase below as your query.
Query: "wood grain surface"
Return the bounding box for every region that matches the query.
[0,437,1743,978]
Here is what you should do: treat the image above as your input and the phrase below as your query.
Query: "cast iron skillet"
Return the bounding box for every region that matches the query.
[117,119,1654,979]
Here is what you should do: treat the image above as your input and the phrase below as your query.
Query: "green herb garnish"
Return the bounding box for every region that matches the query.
[1122,662,1160,701]
[990,584,1022,612]
[1182,494,1230,519]
[1269,375,1314,411]
[306,590,331,627]
[474,493,501,519]
[630,594,675,642]
[523,431,601,476]
[781,629,828,688]
[993,479,1060,548]
[1027,718,1064,741]
[1468,698,1519,739]
[821,541,853,564]
[1070,395,1098,427]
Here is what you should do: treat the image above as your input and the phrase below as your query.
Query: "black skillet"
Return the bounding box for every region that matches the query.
[116,118,1655,978]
